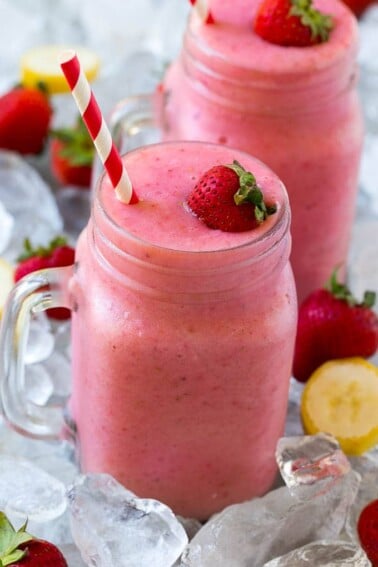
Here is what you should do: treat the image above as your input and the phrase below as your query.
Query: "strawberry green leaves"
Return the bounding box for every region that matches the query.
[0,513,32,567]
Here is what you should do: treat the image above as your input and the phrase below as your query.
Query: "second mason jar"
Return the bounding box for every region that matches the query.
[0,142,297,520]
[161,0,364,303]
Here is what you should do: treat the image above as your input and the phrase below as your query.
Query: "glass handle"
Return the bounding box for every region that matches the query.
[0,265,74,439]
[109,92,157,153]
[92,92,158,189]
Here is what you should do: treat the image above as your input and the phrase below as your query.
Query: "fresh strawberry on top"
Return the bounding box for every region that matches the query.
[293,270,378,382]
[254,0,334,47]
[50,116,94,188]
[0,84,52,154]
[0,511,67,566]
[187,160,276,232]
[15,236,75,320]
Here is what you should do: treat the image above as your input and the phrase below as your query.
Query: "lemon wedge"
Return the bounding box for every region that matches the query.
[0,258,14,319]
[301,358,378,456]
[21,45,100,94]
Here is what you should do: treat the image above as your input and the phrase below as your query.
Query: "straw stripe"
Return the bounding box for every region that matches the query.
[105,144,123,188]
[83,92,102,139]
[60,50,137,204]
[189,0,214,24]
[93,121,113,162]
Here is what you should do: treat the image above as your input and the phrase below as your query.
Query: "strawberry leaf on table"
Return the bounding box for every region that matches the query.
[0,513,32,566]
[50,117,94,167]
[0,513,68,566]
[50,116,94,187]
[17,236,67,262]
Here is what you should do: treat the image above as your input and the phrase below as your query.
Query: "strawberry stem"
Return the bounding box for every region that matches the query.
[228,160,277,223]
[50,116,94,167]
[289,0,333,42]
[326,269,376,308]
[0,512,33,566]
[17,236,68,262]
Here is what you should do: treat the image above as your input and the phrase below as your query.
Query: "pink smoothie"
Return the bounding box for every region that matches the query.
[162,0,363,303]
[70,142,297,519]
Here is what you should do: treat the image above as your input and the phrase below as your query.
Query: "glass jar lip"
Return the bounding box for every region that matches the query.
[184,0,358,83]
[95,141,290,259]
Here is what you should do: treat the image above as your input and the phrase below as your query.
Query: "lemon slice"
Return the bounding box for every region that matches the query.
[0,258,14,319]
[301,358,378,456]
[20,45,100,94]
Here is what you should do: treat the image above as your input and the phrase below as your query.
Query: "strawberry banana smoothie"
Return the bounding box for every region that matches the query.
[162,0,363,302]
[69,141,297,519]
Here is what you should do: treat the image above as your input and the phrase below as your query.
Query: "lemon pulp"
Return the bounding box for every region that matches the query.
[21,45,100,94]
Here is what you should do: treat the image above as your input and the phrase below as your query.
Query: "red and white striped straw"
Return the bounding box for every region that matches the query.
[189,0,215,24]
[59,50,138,204]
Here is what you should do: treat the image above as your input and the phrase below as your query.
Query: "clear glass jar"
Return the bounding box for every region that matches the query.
[0,141,297,520]
[159,0,364,302]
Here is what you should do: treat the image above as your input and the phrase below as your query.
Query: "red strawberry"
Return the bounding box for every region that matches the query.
[358,499,378,566]
[293,271,378,382]
[254,0,334,47]
[342,0,374,17]
[187,160,276,232]
[50,116,94,188]
[0,512,67,566]
[0,85,52,154]
[15,236,75,320]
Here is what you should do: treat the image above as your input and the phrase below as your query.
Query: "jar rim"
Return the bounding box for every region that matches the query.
[184,0,358,86]
[94,141,290,261]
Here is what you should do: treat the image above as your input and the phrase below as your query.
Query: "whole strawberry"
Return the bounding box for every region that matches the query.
[50,116,94,188]
[254,0,333,47]
[0,512,67,566]
[187,160,276,232]
[15,236,75,320]
[293,271,378,382]
[0,85,52,154]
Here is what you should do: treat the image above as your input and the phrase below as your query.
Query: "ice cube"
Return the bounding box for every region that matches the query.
[23,510,73,548]
[68,473,188,567]
[177,516,203,541]
[25,363,54,406]
[25,314,55,365]
[57,543,88,567]
[262,540,371,566]
[52,319,72,359]
[0,200,14,254]
[284,378,305,437]
[0,151,63,262]
[276,433,351,500]
[180,471,360,567]
[42,350,72,401]
[348,217,378,299]
[55,187,91,241]
[0,454,67,522]
[0,417,75,468]
[344,447,378,542]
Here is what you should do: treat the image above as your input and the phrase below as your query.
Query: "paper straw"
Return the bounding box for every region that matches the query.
[59,50,138,204]
[189,0,215,24]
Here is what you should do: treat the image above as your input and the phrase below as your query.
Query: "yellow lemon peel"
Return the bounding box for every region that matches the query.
[21,46,100,94]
